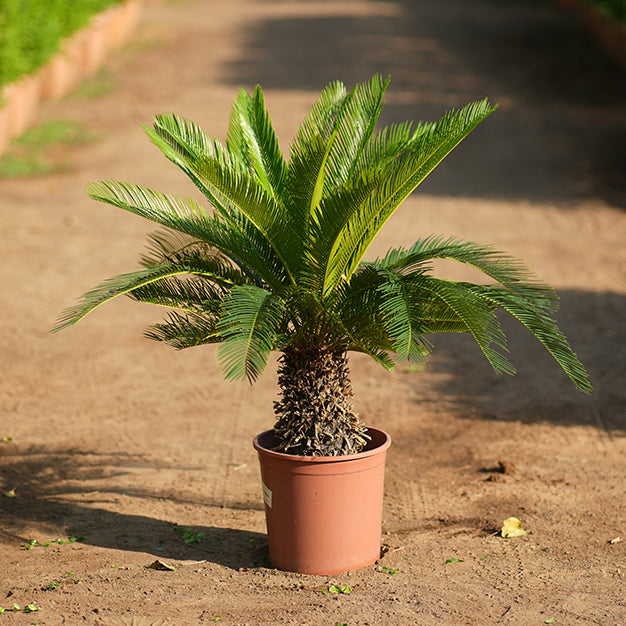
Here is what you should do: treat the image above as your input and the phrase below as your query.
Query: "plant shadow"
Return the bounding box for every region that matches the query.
[397,289,626,433]
[0,447,268,570]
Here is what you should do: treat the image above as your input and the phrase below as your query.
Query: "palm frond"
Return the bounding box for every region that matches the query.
[149,113,301,285]
[302,171,384,291]
[351,120,416,179]
[216,285,285,382]
[144,310,221,349]
[321,74,390,192]
[376,268,426,363]
[51,265,196,332]
[128,276,225,313]
[87,179,214,240]
[470,285,593,394]
[283,80,347,232]
[227,86,286,201]
[404,275,515,375]
[86,181,286,290]
[140,229,253,288]
[287,75,390,249]
[321,99,497,299]
[379,235,558,311]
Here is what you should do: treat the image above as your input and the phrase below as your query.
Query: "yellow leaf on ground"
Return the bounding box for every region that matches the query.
[501,517,527,538]
[147,559,176,571]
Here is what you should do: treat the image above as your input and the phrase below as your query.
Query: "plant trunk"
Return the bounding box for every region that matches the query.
[273,348,369,456]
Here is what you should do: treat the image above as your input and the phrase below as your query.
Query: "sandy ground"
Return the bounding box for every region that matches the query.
[1,0,625,624]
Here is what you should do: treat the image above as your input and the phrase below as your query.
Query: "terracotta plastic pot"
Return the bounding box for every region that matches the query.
[253,427,391,575]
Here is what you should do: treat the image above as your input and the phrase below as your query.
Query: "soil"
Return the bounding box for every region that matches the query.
[1,0,625,624]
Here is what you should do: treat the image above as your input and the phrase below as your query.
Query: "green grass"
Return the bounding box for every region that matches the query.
[69,70,115,99]
[15,119,98,147]
[0,119,101,178]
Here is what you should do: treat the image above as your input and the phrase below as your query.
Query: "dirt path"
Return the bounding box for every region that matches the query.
[1,0,625,624]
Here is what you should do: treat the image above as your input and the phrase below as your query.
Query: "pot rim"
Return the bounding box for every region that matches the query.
[253,426,391,464]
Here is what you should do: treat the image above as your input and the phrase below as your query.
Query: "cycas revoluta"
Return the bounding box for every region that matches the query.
[53,75,592,456]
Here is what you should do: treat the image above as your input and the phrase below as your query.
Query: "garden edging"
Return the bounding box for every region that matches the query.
[0,0,143,156]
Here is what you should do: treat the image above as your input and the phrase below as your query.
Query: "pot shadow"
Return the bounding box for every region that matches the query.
[0,447,268,569]
[220,0,626,208]
[397,289,626,433]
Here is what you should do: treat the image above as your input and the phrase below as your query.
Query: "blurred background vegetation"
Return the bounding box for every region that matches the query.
[590,0,626,22]
[0,0,123,90]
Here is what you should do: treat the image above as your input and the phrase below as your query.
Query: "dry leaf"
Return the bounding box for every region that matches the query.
[146,560,175,571]
[609,536,622,545]
[501,517,527,538]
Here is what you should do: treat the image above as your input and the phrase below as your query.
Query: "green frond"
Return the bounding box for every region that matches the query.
[284,80,347,231]
[140,230,253,290]
[288,80,347,166]
[332,266,396,356]
[376,269,423,362]
[147,112,243,207]
[128,276,225,313]
[144,311,221,349]
[302,171,384,291]
[321,99,497,300]
[51,265,197,332]
[140,229,212,266]
[87,180,214,240]
[286,75,390,250]
[86,180,286,290]
[405,275,515,376]
[351,120,416,178]
[150,113,302,286]
[470,286,593,394]
[227,86,286,200]
[379,235,558,311]
[216,285,285,382]
[322,74,389,190]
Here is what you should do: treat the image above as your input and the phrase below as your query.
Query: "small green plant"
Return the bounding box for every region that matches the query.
[172,526,206,544]
[22,536,83,550]
[445,557,464,564]
[379,565,400,575]
[323,584,352,595]
[545,619,555,624]
[1,436,15,443]
[0,603,41,614]
[45,571,78,590]
[252,555,270,568]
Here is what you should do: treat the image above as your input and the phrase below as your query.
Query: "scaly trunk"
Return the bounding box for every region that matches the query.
[273,347,369,456]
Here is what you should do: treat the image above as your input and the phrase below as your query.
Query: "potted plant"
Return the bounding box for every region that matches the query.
[53,75,592,575]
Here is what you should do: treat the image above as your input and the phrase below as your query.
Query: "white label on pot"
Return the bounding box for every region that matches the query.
[262,482,272,508]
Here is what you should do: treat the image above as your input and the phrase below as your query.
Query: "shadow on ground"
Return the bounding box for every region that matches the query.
[222,0,626,207]
[398,289,625,432]
[0,447,267,569]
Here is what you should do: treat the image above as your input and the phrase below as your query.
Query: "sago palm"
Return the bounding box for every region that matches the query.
[53,75,592,456]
